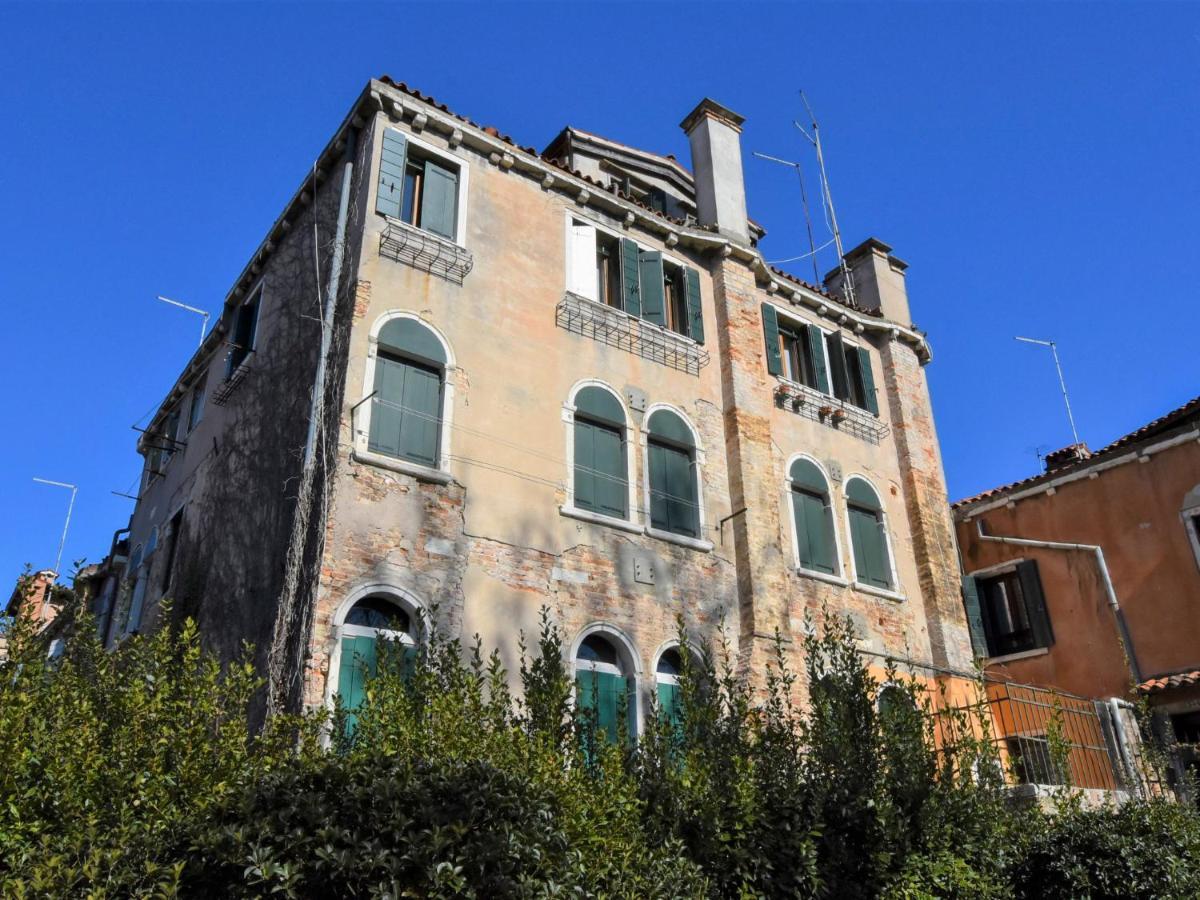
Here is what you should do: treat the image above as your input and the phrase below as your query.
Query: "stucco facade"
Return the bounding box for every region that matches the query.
[113,78,973,727]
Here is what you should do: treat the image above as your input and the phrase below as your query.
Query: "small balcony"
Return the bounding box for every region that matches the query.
[773,378,890,445]
[555,291,710,376]
[379,217,474,284]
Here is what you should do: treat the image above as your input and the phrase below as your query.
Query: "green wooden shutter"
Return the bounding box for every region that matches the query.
[794,489,836,574]
[658,681,682,730]
[856,346,879,415]
[620,239,641,318]
[962,576,989,658]
[684,267,705,344]
[376,130,408,218]
[593,423,627,519]
[805,325,830,393]
[1017,560,1054,649]
[851,506,891,588]
[573,420,597,512]
[638,250,666,326]
[420,159,458,240]
[337,635,379,735]
[761,303,783,376]
[369,355,407,458]
[827,332,851,400]
[397,362,441,466]
[660,442,699,538]
[576,671,628,746]
[648,442,669,531]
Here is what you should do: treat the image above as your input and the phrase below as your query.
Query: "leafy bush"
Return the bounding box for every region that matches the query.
[2,597,1197,899]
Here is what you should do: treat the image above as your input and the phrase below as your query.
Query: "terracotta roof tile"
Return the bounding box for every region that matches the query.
[1138,669,1200,694]
[953,394,1200,509]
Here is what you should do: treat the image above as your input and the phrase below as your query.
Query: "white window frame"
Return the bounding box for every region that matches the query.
[1182,485,1200,576]
[324,583,425,715]
[382,128,471,249]
[784,452,847,585]
[570,622,644,739]
[842,473,903,600]
[352,311,456,484]
[226,278,265,381]
[562,212,698,344]
[560,379,643,534]
[641,403,713,552]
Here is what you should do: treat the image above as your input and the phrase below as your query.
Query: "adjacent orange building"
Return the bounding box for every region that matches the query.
[954,395,1200,788]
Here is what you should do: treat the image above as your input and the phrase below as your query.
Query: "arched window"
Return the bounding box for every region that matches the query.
[575,632,635,746]
[846,477,894,590]
[572,386,628,520]
[877,683,915,718]
[336,595,418,732]
[368,318,446,468]
[790,458,838,575]
[646,409,700,539]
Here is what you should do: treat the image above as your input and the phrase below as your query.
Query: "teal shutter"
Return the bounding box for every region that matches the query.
[856,346,879,415]
[420,159,458,240]
[962,576,989,658]
[376,130,408,218]
[396,362,441,466]
[805,325,830,393]
[827,332,850,400]
[577,671,628,746]
[761,303,783,376]
[573,419,597,513]
[794,489,836,574]
[657,681,682,730]
[650,441,698,537]
[851,507,891,589]
[369,355,407,458]
[337,635,379,735]
[1017,560,1054,649]
[620,239,641,318]
[684,267,705,344]
[593,423,627,518]
[648,442,668,532]
[638,250,666,326]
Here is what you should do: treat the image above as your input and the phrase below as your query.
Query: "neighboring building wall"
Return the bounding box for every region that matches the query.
[955,429,1200,701]
[5,570,59,629]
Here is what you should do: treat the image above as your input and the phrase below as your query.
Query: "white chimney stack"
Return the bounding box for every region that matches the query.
[680,98,749,245]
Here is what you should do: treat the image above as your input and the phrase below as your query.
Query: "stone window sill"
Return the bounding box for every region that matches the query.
[559,504,645,535]
[796,568,849,588]
[646,527,714,553]
[352,448,452,484]
[853,582,905,603]
[984,647,1050,665]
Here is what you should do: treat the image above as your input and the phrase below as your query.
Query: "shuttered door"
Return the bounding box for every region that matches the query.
[574,419,627,519]
[658,681,682,731]
[337,635,378,735]
[577,670,628,746]
[369,355,407,458]
[370,354,441,466]
[850,506,891,588]
[573,419,597,513]
[420,159,458,240]
[649,441,699,537]
[794,489,836,574]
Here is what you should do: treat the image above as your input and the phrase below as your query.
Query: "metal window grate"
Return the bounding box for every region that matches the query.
[556,291,709,376]
[773,381,890,445]
[211,365,250,407]
[379,218,474,284]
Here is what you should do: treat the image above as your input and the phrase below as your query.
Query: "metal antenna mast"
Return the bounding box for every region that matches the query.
[752,150,823,283]
[33,477,78,577]
[794,91,854,304]
[155,295,210,348]
[1015,336,1081,447]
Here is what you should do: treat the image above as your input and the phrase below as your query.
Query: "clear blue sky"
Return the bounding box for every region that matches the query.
[1,2,1196,584]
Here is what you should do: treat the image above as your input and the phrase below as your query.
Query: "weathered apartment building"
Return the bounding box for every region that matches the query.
[955,396,1200,792]
[103,77,974,731]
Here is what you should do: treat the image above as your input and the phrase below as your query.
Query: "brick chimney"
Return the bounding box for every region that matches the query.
[824,237,912,326]
[680,98,749,245]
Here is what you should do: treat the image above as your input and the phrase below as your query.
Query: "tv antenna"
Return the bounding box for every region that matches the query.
[32,477,77,577]
[155,295,210,348]
[1015,336,1081,447]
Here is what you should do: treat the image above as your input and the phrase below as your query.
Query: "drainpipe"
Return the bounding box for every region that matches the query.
[1107,697,1141,797]
[974,519,1143,684]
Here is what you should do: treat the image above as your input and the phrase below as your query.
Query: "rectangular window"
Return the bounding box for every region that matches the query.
[779,322,816,387]
[596,231,622,309]
[227,288,261,377]
[376,129,462,242]
[187,375,206,433]
[824,332,878,414]
[977,561,1053,656]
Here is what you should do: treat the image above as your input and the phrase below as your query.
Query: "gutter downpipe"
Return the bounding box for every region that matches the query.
[1107,697,1142,797]
[974,519,1143,685]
